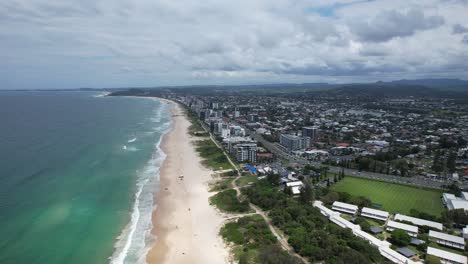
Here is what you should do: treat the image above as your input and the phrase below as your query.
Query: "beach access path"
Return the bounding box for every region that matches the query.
[207,126,310,264]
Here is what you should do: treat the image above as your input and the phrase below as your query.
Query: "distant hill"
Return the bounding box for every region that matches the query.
[108,78,468,98]
[319,84,450,98]
[384,78,468,90]
[315,79,468,98]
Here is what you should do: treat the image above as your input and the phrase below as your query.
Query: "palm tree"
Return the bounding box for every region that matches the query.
[320,166,329,181]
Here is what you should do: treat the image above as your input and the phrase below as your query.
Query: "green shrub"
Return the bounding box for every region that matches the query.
[210,189,250,213]
[220,215,277,248]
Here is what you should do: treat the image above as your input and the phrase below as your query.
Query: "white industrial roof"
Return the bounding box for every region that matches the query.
[387,220,418,233]
[444,193,458,200]
[291,186,301,195]
[332,201,358,210]
[394,214,443,231]
[380,247,414,264]
[461,192,468,200]
[305,149,329,154]
[427,247,467,264]
[449,199,468,210]
[429,230,465,245]
[355,228,388,247]
[362,207,389,218]
[286,181,303,187]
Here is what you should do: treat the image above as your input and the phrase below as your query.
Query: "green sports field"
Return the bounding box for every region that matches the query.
[331,177,444,217]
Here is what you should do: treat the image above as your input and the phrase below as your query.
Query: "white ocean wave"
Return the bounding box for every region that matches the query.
[93,92,110,98]
[110,100,172,264]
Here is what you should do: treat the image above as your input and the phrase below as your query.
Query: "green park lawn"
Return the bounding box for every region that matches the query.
[237,175,259,187]
[331,177,444,217]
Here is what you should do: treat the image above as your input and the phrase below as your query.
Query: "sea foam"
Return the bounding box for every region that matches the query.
[110,101,171,264]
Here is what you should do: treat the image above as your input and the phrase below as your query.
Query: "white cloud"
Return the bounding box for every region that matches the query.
[0,0,467,89]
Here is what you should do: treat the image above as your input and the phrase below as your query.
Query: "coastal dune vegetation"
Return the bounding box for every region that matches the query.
[209,189,250,213]
[194,139,234,171]
[243,180,386,264]
[220,214,302,264]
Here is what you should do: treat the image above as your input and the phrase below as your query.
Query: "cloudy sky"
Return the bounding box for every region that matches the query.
[1,0,468,89]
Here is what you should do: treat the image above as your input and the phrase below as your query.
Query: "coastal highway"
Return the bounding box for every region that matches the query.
[248,130,463,190]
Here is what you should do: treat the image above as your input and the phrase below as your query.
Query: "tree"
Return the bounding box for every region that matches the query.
[257,245,302,264]
[357,157,372,171]
[354,217,371,232]
[267,173,281,186]
[322,191,339,205]
[239,254,249,264]
[446,150,457,173]
[447,182,462,196]
[312,177,317,185]
[350,196,371,208]
[416,242,427,252]
[442,208,468,227]
[395,159,409,177]
[390,229,411,246]
[338,192,351,203]
[439,137,457,149]
[300,180,314,203]
[457,136,467,148]
[337,249,370,264]
[321,166,329,179]
[432,150,444,174]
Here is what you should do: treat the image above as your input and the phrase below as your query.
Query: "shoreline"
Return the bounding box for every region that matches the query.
[109,96,171,264]
[146,100,230,264]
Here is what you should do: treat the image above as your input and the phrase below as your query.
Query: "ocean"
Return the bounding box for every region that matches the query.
[0,91,170,264]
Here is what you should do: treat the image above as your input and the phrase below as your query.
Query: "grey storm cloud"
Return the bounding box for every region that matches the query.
[453,24,468,34]
[463,35,468,44]
[0,0,467,89]
[351,8,445,42]
[272,59,407,76]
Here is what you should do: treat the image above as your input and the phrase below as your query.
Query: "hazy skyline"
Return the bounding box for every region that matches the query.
[1,0,468,89]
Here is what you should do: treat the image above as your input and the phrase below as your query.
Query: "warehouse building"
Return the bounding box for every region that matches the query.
[426,247,467,264]
[386,221,419,237]
[361,207,389,221]
[394,214,443,231]
[332,201,358,215]
[429,230,465,250]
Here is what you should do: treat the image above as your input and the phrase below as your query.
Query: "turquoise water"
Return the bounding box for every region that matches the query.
[0,91,170,264]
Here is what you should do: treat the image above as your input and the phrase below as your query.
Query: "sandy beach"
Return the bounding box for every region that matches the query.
[146,100,229,264]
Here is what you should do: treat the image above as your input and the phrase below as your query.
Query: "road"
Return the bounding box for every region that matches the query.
[228,156,309,263]
[249,130,463,190]
[201,121,309,263]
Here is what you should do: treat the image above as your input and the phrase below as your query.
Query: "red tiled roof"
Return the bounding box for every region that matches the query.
[336,143,350,147]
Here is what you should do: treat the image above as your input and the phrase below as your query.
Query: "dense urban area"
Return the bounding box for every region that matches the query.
[111,81,468,264]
